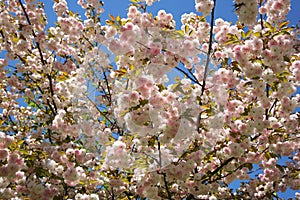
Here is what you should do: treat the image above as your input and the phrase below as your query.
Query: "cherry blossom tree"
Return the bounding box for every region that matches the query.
[0,0,299,199]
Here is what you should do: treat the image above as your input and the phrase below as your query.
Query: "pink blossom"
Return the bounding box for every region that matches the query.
[0,149,8,160]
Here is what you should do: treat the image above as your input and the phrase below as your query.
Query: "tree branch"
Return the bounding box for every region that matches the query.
[85,93,116,126]
[102,68,112,103]
[196,0,216,131]
[201,157,235,184]
[175,66,202,86]
[156,136,172,200]
[201,0,216,96]
[18,0,46,65]
[47,74,58,115]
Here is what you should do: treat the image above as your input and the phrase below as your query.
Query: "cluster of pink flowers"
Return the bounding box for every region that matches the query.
[0,132,24,179]
[259,0,291,24]
[195,0,214,16]
[104,140,131,169]
[213,18,240,44]
[53,0,68,16]
[75,193,99,200]
[234,0,258,25]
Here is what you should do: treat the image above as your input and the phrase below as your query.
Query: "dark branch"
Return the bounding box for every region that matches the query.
[156,136,172,199]
[18,0,46,65]
[175,66,202,86]
[201,157,235,184]
[201,0,216,96]
[102,68,112,103]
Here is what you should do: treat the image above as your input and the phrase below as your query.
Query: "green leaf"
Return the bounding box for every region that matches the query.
[135,68,142,76]
[36,167,51,177]
[244,163,253,171]
[185,25,189,33]
[115,56,119,62]
[171,30,184,38]
[172,83,185,94]
[108,14,115,21]
[241,31,245,39]
[253,32,262,38]
[223,39,237,46]
[226,33,239,40]
[106,20,115,26]
[280,70,290,76]
[245,30,252,38]
[115,67,128,77]
[277,75,288,82]
[230,131,236,138]
[147,136,156,147]
[244,81,252,87]
[139,99,149,106]
[157,84,166,92]
[231,65,241,72]
[264,152,278,160]
[276,164,284,173]
[142,57,150,65]
[17,140,25,146]
[274,128,285,133]
[265,21,272,29]
[188,29,194,36]
[281,27,294,32]
[264,152,271,160]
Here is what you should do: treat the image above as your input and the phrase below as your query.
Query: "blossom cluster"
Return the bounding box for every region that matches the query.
[234,0,258,25]
[259,0,291,24]
[195,0,214,16]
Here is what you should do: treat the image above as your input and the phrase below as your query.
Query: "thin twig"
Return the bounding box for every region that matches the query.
[157,136,162,168]
[111,187,115,200]
[102,67,112,102]
[265,83,270,120]
[124,191,132,200]
[83,34,96,47]
[269,99,278,113]
[18,0,46,65]
[136,41,150,49]
[196,0,216,132]
[18,0,59,117]
[259,0,264,30]
[201,0,216,96]
[259,4,270,120]
[85,93,115,125]
[47,74,58,115]
[201,157,235,184]
[162,172,172,200]
[142,152,160,166]
[175,66,202,86]
[46,129,53,144]
[156,136,172,200]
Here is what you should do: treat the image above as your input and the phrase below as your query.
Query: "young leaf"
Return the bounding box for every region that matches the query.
[253,32,262,38]
[109,14,115,21]
[185,25,189,33]
[245,30,252,38]
[279,21,289,29]
[106,20,115,26]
